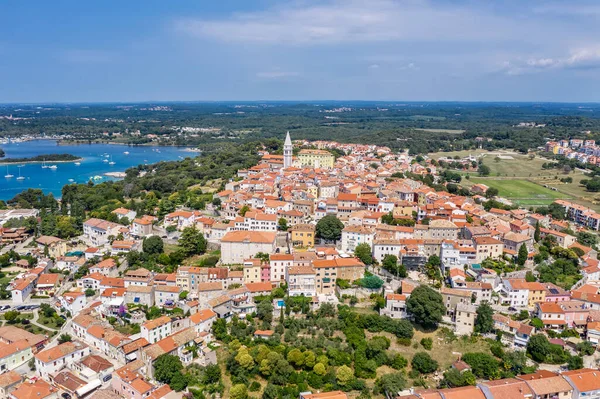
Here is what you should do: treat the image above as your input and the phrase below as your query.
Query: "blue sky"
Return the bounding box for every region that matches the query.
[2,0,600,103]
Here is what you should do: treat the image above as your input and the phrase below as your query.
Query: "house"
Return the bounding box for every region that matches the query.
[89,258,118,277]
[141,315,172,344]
[0,338,35,373]
[36,273,61,295]
[254,330,275,339]
[111,240,139,255]
[163,210,195,230]
[517,370,573,399]
[479,378,533,399]
[220,230,277,264]
[208,295,233,320]
[57,291,87,314]
[473,236,504,262]
[380,293,407,319]
[131,217,154,237]
[454,303,477,335]
[112,207,137,221]
[83,218,123,246]
[34,341,91,379]
[563,368,600,399]
[77,273,105,290]
[440,287,472,317]
[500,279,530,308]
[270,254,294,282]
[111,359,155,399]
[189,309,217,333]
[493,314,535,347]
[125,286,155,307]
[0,371,21,398]
[125,268,153,287]
[290,224,316,248]
[243,258,263,284]
[35,236,67,258]
[154,285,180,307]
[312,258,365,295]
[9,276,36,303]
[287,266,316,297]
[340,225,375,253]
[299,391,347,399]
[9,379,58,399]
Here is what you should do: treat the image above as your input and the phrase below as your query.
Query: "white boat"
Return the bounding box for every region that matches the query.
[41,159,48,169]
[124,151,129,155]
[68,179,74,183]
[102,158,109,163]
[93,175,103,180]
[49,165,58,170]
[109,155,115,165]
[16,166,24,180]
[4,166,13,178]
[75,162,81,166]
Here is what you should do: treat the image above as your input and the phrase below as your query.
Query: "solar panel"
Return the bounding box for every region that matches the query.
[549,288,559,294]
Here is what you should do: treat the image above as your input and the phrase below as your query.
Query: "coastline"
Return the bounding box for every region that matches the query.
[0,157,83,165]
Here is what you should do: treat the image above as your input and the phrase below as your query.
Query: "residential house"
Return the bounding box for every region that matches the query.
[220,231,277,264]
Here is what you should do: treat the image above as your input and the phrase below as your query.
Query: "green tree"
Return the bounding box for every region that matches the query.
[336,365,354,386]
[441,368,476,388]
[84,288,95,297]
[375,373,406,395]
[313,362,327,376]
[517,244,528,266]
[534,222,541,242]
[143,235,164,254]
[277,217,288,231]
[257,300,274,324]
[179,291,188,300]
[568,355,584,370]
[406,285,445,329]
[154,354,184,384]
[411,352,438,374]
[230,384,248,399]
[315,215,344,241]
[478,164,491,176]
[474,302,494,334]
[576,341,595,356]
[178,227,207,257]
[359,275,384,289]
[4,310,19,323]
[527,334,551,363]
[354,243,374,265]
[485,187,499,198]
[58,334,72,344]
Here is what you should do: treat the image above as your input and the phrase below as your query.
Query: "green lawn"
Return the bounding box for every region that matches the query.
[468,178,570,207]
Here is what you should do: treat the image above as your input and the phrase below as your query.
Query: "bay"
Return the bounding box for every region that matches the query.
[0,140,191,200]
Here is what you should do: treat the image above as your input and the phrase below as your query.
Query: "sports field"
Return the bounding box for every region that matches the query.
[467,178,571,207]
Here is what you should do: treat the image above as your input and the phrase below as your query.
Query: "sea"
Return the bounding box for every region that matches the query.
[0,140,191,200]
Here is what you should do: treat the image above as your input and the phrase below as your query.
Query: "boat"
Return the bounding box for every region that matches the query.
[124,151,129,155]
[102,158,109,163]
[92,175,103,180]
[4,166,13,178]
[109,155,115,165]
[68,179,75,183]
[16,166,25,180]
[41,159,48,169]
[75,162,81,166]
[49,165,58,170]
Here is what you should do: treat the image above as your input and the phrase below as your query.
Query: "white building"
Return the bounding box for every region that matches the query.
[141,315,172,344]
[220,231,277,265]
[34,341,90,379]
[83,218,123,247]
[341,225,375,253]
[373,240,402,263]
[286,266,316,297]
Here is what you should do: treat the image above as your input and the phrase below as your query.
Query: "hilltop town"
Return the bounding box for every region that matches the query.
[1,132,600,399]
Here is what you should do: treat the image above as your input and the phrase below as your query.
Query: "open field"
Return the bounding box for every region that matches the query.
[464,178,570,207]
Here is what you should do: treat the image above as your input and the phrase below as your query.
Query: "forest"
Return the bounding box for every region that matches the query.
[3,102,600,155]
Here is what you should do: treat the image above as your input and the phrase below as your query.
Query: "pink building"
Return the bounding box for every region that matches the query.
[543,283,571,302]
[261,264,271,282]
[112,359,154,399]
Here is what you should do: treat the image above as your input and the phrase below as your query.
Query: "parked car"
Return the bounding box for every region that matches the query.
[102,374,112,382]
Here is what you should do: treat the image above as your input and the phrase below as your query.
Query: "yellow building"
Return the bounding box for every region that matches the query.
[298,149,335,168]
[290,224,316,248]
[526,282,546,307]
[243,259,262,283]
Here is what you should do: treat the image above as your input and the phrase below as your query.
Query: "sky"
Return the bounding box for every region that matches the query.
[2,0,600,103]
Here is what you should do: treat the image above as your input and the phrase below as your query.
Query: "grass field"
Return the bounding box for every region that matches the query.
[466,178,570,207]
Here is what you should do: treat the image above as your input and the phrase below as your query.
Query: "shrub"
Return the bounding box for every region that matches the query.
[420,337,433,350]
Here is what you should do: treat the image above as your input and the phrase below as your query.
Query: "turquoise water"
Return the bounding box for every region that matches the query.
[0,140,190,200]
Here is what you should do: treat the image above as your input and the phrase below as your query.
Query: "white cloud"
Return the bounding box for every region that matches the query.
[61,49,114,64]
[256,70,299,79]
[174,0,532,46]
[368,64,380,69]
[503,47,600,75]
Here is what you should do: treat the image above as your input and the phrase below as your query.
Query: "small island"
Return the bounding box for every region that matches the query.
[0,153,82,164]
